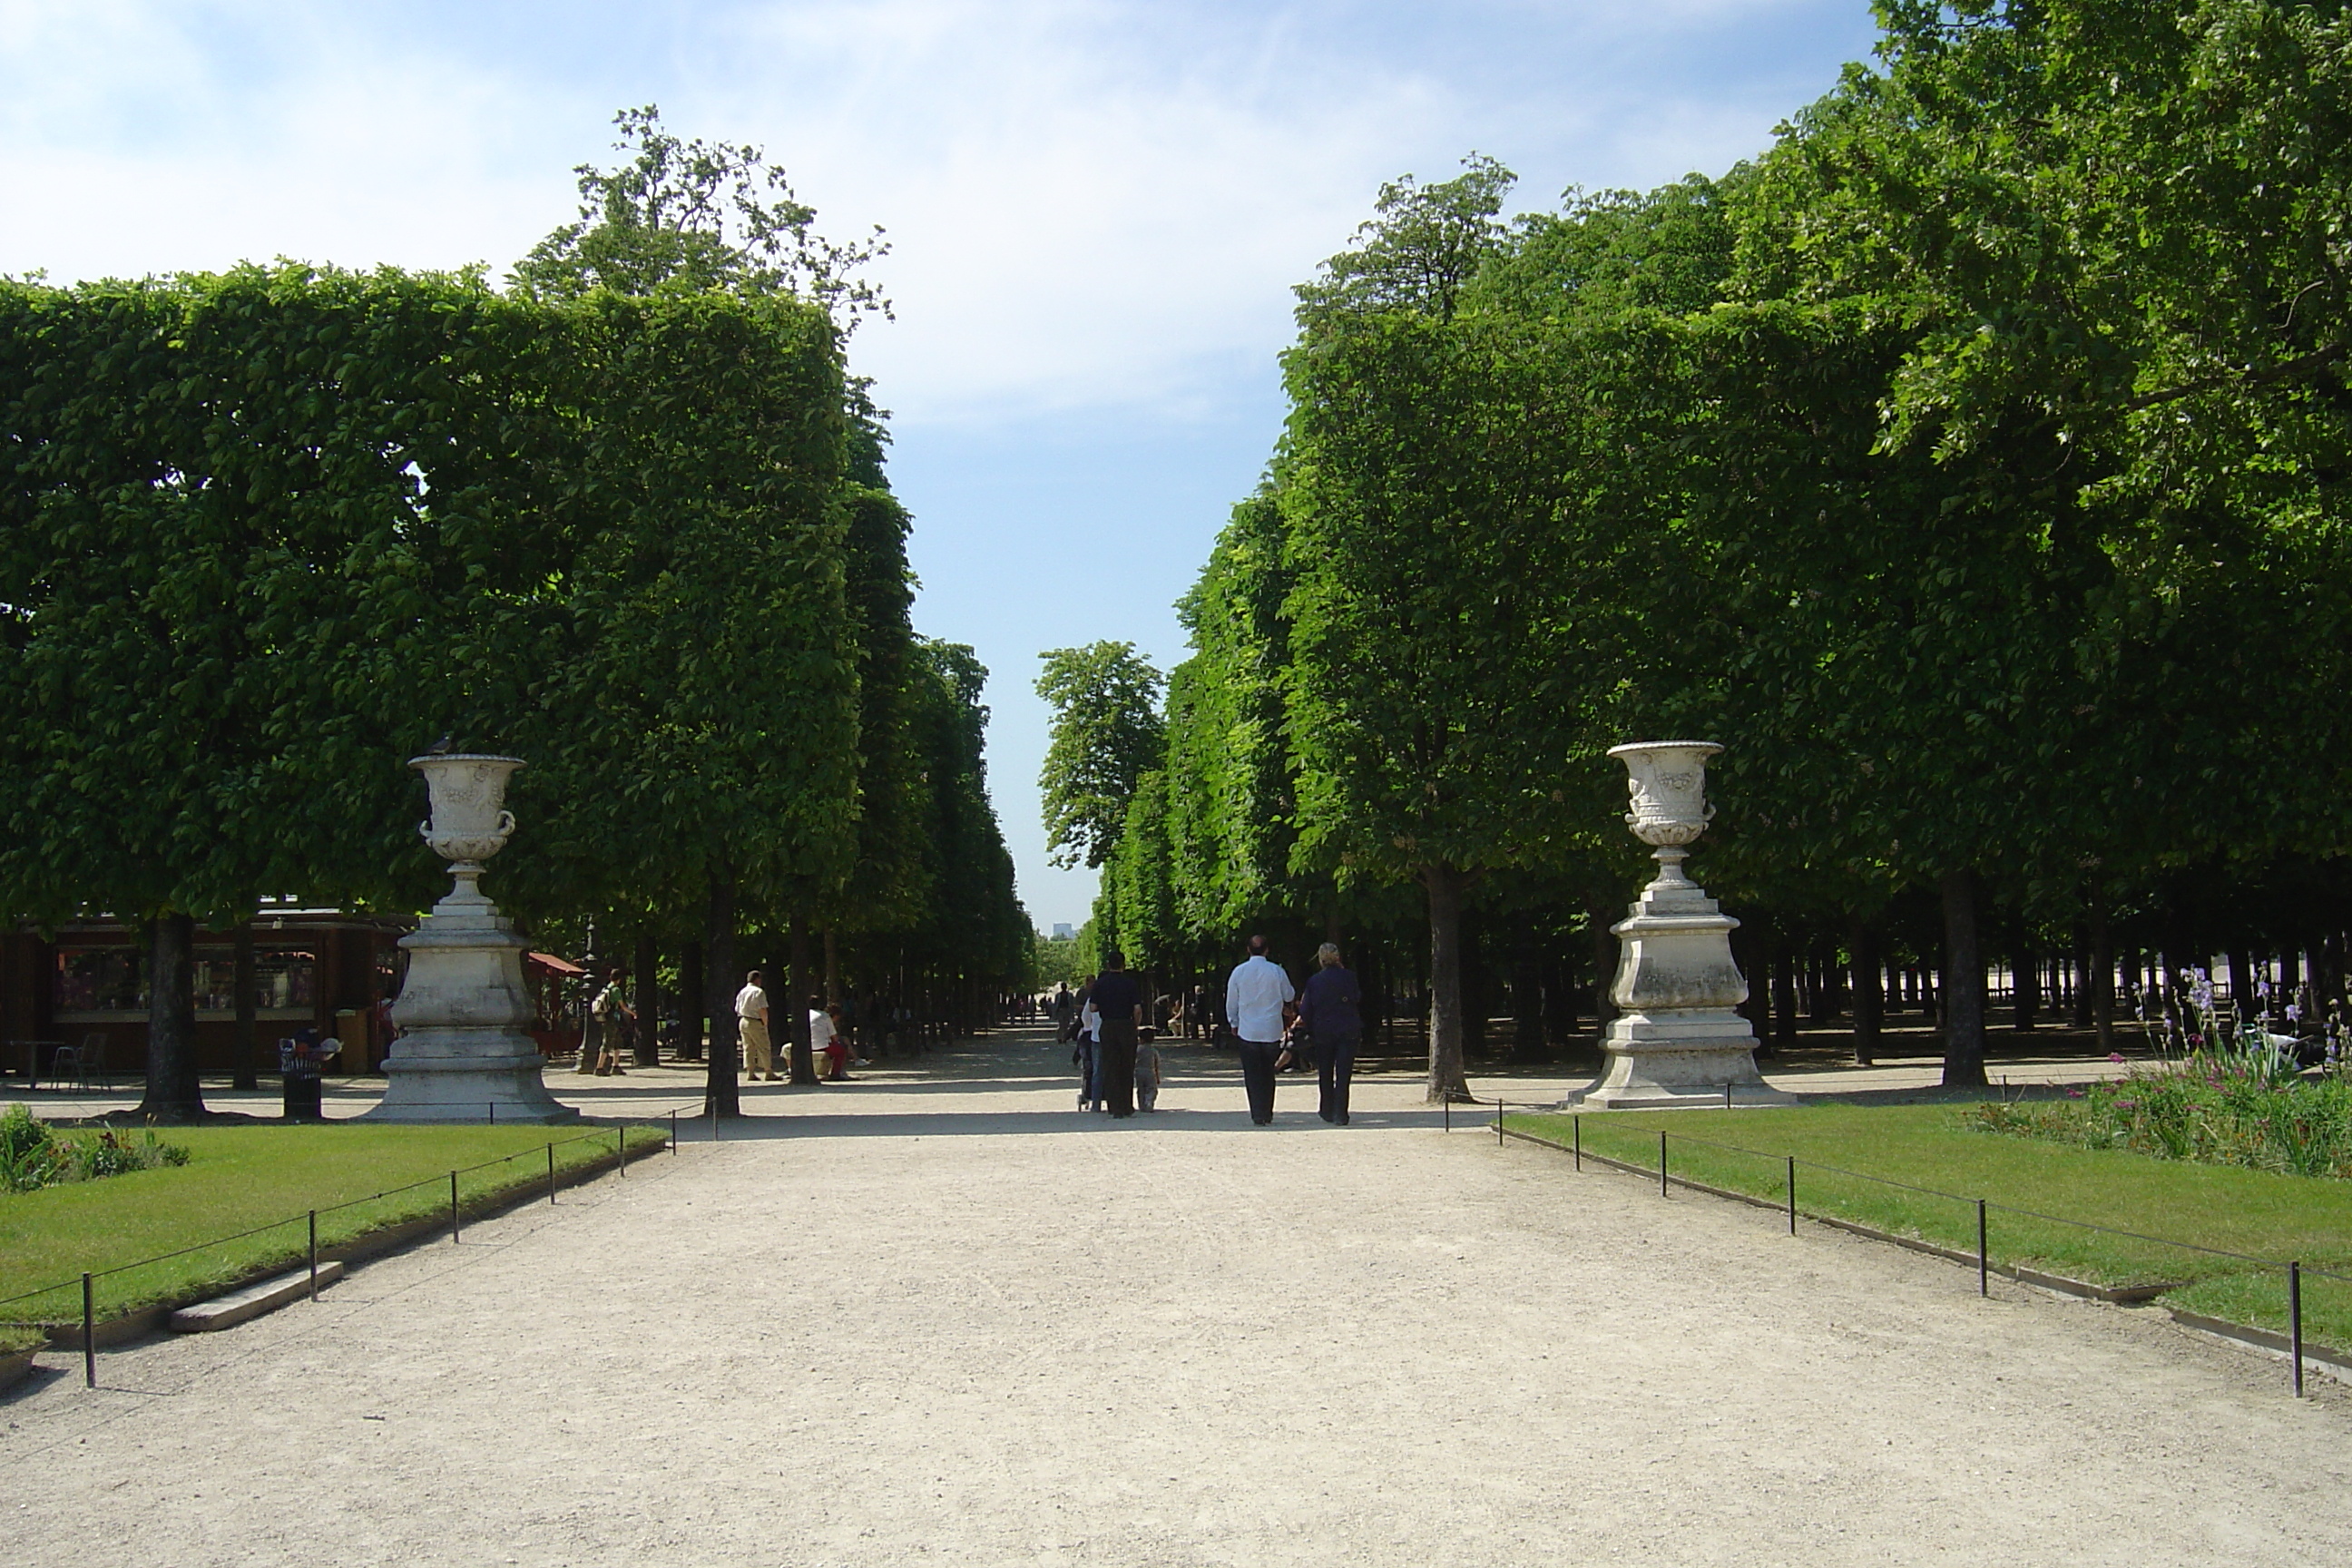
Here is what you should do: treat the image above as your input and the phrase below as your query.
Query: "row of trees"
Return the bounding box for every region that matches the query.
[0,108,1030,1118]
[1049,1,2352,1098]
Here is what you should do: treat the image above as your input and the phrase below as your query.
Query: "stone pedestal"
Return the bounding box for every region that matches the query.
[362,755,576,1125]
[1571,741,1796,1112]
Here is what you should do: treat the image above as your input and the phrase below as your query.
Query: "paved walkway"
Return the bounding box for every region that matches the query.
[5,1030,2347,1566]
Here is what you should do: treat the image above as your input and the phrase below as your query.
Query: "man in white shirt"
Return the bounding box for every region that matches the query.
[1225,935,1296,1125]
[734,970,775,1082]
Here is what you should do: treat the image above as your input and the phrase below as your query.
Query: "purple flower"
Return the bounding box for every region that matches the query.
[2288,1004,2303,1023]
[2108,1052,2126,1063]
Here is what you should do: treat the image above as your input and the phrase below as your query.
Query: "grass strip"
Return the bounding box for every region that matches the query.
[1505,1104,2352,1353]
[0,1122,663,1338]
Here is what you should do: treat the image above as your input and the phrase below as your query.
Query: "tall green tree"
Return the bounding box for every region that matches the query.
[1035,642,1166,871]
[513,104,890,330]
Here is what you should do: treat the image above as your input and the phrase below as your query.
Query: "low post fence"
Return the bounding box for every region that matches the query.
[1481,1100,2352,1400]
[0,1099,705,1389]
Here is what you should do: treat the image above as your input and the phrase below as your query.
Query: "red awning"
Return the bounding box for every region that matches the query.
[526,951,588,977]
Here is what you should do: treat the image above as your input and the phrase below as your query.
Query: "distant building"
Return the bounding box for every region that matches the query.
[1052,924,1074,940]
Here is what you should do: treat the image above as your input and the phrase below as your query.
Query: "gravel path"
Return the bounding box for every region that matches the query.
[5,1028,2346,1566]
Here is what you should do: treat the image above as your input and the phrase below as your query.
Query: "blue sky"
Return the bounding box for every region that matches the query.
[0,0,1880,929]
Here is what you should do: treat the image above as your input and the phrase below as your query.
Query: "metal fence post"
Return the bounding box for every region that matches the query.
[82,1272,94,1388]
[617,1127,626,1176]
[1495,1099,1504,1145]
[450,1171,460,1243]
[1573,1114,1582,1171]
[1659,1130,1668,1198]
[1786,1157,1797,1235]
[547,1142,556,1204]
[1444,1095,1450,1133]
[670,1108,678,1153]
[2290,1261,2306,1397]
[309,1210,319,1301]
[1976,1200,1989,1297]
[1724,1083,1732,1112]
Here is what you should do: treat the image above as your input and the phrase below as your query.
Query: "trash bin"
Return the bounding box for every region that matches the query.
[282,1070,323,1121]
[279,1032,328,1121]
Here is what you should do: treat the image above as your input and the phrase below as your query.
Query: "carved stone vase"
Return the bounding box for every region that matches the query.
[1573,741,1796,1111]
[363,754,577,1123]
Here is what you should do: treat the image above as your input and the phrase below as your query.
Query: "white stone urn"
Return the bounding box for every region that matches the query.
[1571,741,1795,1111]
[363,753,576,1124]
[416,753,523,870]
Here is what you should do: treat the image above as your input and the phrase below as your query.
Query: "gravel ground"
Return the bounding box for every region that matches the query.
[5,1027,2346,1567]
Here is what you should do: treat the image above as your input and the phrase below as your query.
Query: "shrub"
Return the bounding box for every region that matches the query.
[0,1103,64,1192]
[0,1107,190,1192]
[1970,1055,2352,1180]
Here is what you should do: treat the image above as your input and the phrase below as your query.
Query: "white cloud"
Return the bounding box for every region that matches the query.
[0,0,1847,422]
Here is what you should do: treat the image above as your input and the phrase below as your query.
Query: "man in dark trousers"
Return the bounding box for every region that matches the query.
[1298,941,1362,1124]
[1225,935,1296,1125]
[1089,950,1145,1118]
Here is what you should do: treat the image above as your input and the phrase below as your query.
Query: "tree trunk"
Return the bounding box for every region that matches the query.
[1940,869,1987,1087]
[1769,931,1798,1052]
[677,939,705,1062]
[2088,887,2115,1053]
[633,929,661,1067]
[1849,914,1882,1066]
[823,927,840,1007]
[1510,916,1544,1064]
[787,923,818,1084]
[2011,929,2039,1033]
[1423,863,1471,1102]
[138,912,205,1122]
[702,873,741,1118]
[231,920,260,1092]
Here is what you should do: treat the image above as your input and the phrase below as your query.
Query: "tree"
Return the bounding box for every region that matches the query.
[513,104,890,330]
[1035,642,1166,870]
[1294,153,1514,325]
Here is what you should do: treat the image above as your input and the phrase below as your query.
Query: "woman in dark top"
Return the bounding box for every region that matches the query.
[1296,942,1362,1124]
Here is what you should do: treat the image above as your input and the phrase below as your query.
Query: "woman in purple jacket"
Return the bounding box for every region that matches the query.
[1296,942,1362,1125]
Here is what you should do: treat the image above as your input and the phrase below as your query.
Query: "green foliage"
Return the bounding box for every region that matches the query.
[0,1107,188,1193]
[1032,932,1086,990]
[1161,492,1304,938]
[1035,641,1166,870]
[1973,1060,2352,1180]
[1115,0,2352,1090]
[1294,153,1515,325]
[0,268,861,941]
[512,104,890,330]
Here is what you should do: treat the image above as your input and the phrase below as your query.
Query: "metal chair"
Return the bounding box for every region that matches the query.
[79,1033,110,1092]
[45,1043,83,1093]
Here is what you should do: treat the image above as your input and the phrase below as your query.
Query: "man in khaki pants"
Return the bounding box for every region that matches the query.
[735,969,776,1082]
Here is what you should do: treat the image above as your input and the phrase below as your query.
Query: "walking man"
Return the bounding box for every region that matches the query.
[735,969,776,1083]
[1091,951,1144,1118]
[1298,942,1361,1124]
[1226,935,1295,1126]
[590,966,635,1076]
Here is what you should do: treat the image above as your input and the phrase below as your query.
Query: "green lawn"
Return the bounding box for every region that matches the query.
[0,1121,664,1349]
[1507,1104,2352,1354]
